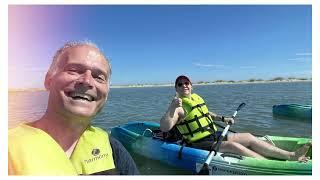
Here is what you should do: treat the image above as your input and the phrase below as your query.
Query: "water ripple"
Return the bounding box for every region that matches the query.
[9,82,311,138]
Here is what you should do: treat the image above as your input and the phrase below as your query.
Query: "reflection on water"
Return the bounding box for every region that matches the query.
[8,82,312,174]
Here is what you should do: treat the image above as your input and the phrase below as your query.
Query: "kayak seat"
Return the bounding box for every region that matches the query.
[139,127,187,159]
[151,127,183,143]
[142,128,153,137]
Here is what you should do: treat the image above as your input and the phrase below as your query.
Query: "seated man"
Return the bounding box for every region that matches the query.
[160,75,310,162]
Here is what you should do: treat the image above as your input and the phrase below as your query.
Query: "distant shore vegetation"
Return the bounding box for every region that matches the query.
[9,76,311,92]
[111,76,311,88]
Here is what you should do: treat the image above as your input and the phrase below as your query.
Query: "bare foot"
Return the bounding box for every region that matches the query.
[297,156,310,163]
[290,142,311,162]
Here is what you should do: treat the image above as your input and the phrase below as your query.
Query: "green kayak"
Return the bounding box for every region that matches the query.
[111,121,312,175]
[273,104,312,121]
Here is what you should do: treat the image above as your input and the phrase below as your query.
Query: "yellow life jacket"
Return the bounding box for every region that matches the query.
[176,93,217,143]
[8,124,116,175]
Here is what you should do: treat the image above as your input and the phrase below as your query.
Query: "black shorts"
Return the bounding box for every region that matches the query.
[188,131,230,151]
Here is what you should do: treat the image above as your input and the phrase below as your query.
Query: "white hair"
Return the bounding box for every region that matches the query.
[47,40,112,78]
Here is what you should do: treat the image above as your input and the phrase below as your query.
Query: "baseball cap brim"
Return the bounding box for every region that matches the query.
[175,75,192,87]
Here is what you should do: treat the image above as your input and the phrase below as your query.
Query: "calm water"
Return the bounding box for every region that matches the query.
[8,81,312,175]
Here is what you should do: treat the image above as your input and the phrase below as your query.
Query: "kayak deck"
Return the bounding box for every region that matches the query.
[111,121,312,175]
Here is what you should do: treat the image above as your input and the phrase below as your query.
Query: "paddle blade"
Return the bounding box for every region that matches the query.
[233,103,246,118]
[236,103,246,111]
[197,163,210,175]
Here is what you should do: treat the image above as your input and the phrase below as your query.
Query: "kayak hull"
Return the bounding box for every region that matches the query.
[272,104,312,121]
[111,121,312,175]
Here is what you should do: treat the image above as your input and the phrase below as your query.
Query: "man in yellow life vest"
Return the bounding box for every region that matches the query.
[160,75,310,162]
[8,41,139,175]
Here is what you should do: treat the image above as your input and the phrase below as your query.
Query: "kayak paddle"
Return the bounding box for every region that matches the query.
[197,102,246,175]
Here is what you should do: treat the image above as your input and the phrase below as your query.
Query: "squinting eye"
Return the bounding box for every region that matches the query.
[66,68,79,74]
[95,75,107,83]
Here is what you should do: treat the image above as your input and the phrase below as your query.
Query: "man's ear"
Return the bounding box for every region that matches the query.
[44,73,52,90]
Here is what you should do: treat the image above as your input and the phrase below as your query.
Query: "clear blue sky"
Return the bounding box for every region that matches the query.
[9,5,312,88]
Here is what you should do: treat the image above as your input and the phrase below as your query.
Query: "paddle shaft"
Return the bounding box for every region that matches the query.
[204,110,237,164]
[204,124,230,165]
[198,103,246,174]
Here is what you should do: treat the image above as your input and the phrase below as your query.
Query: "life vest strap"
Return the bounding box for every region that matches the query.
[178,139,187,160]
[179,123,216,136]
[177,113,212,126]
[177,113,214,138]
[190,103,206,111]
[185,122,193,137]
[194,115,205,133]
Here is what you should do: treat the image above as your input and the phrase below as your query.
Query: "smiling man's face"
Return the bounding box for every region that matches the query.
[45,45,110,119]
[176,78,192,97]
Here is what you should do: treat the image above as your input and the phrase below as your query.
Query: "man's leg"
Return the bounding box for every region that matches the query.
[219,141,265,159]
[227,133,310,161]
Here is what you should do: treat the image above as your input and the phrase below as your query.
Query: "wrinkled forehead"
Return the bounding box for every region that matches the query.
[58,45,110,72]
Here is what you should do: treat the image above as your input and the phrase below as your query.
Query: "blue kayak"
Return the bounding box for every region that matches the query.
[272,104,312,121]
[111,121,312,175]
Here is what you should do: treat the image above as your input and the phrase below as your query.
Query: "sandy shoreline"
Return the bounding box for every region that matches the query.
[8,79,311,92]
[112,79,311,88]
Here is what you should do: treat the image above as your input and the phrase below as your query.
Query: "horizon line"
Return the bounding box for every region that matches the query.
[8,78,312,92]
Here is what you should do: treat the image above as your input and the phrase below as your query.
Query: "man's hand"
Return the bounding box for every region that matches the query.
[223,117,235,125]
[171,93,182,108]
[160,93,184,132]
